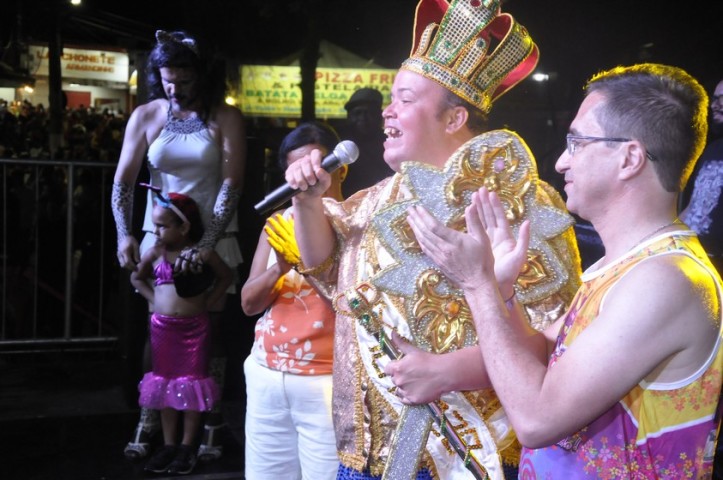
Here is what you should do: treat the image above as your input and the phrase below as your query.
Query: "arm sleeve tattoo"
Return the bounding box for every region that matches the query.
[112,181,134,241]
[197,183,241,249]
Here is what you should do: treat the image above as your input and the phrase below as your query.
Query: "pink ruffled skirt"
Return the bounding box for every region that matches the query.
[138,312,220,411]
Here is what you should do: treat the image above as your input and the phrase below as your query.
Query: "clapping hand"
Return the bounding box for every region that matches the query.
[406,188,529,298]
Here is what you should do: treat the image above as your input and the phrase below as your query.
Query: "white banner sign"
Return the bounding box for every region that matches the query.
[29,45,130,84]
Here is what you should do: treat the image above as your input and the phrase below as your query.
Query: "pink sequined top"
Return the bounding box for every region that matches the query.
[153,255,174,286]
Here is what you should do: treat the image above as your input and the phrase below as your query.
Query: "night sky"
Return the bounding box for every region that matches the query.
[4,0,723,174]
[7,0,723,87]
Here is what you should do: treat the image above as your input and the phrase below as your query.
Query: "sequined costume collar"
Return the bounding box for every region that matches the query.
[164,105,206,134]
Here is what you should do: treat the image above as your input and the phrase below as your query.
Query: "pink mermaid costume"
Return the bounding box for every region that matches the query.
[138,257,220,412]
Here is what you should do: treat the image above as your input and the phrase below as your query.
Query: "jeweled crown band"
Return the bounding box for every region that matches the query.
[402,0,539,114]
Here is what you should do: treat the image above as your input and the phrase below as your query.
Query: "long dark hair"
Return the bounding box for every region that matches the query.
[146,30,225,122]
[277,121,340,170]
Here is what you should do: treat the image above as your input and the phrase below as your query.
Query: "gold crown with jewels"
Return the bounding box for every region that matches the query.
[401,0,539,114]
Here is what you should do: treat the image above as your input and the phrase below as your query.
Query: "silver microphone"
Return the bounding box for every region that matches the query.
[254,140,359,214]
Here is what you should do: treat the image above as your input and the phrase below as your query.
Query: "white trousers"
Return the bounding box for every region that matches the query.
[244,356,339,480]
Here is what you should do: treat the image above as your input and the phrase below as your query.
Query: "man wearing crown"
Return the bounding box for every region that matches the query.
[284,0,581,478]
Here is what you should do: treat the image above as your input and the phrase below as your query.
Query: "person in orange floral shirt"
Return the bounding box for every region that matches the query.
[241,122,346,480]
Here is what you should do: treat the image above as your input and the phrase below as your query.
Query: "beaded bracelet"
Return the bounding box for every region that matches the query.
[295,244,338,276]
[503,289,517,310]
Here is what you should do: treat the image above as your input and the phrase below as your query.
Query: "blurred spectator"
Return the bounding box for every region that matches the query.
[680,77,723,273]
[337,88,392,198]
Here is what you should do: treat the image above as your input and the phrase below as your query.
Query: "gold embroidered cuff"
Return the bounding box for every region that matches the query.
[295,243,338,276]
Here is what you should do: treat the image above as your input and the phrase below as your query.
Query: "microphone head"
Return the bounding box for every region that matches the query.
[334,140,360,165]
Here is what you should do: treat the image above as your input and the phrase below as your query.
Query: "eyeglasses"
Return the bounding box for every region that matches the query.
[566,134,656,161]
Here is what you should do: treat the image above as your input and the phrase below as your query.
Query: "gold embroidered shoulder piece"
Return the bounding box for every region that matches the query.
[370,129,581,353]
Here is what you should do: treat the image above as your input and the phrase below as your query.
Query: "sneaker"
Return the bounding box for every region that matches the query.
[167,444,197,475]
[144,445,177,473]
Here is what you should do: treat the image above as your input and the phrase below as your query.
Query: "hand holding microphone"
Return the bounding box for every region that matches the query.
[254,140,359,214]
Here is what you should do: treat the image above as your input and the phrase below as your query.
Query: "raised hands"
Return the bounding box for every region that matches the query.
[406,187,530,298]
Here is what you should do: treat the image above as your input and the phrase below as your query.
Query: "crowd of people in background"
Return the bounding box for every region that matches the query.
[1,99,129,341]
[0,98,127,161]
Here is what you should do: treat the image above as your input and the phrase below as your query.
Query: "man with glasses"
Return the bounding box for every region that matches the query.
[406,63,723,478]
[566,134,657,161]
[681,78,723,274]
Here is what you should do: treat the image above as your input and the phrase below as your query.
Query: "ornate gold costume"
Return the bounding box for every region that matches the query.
[311,130,581,479]
[305,1,578,477]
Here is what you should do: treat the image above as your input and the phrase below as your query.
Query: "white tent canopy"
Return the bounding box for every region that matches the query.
[275,39,385,69]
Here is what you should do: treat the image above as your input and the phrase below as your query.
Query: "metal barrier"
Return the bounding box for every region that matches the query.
[1,158,120,352]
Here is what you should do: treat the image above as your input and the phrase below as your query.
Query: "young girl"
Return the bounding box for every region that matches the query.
[131,188,231,475]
